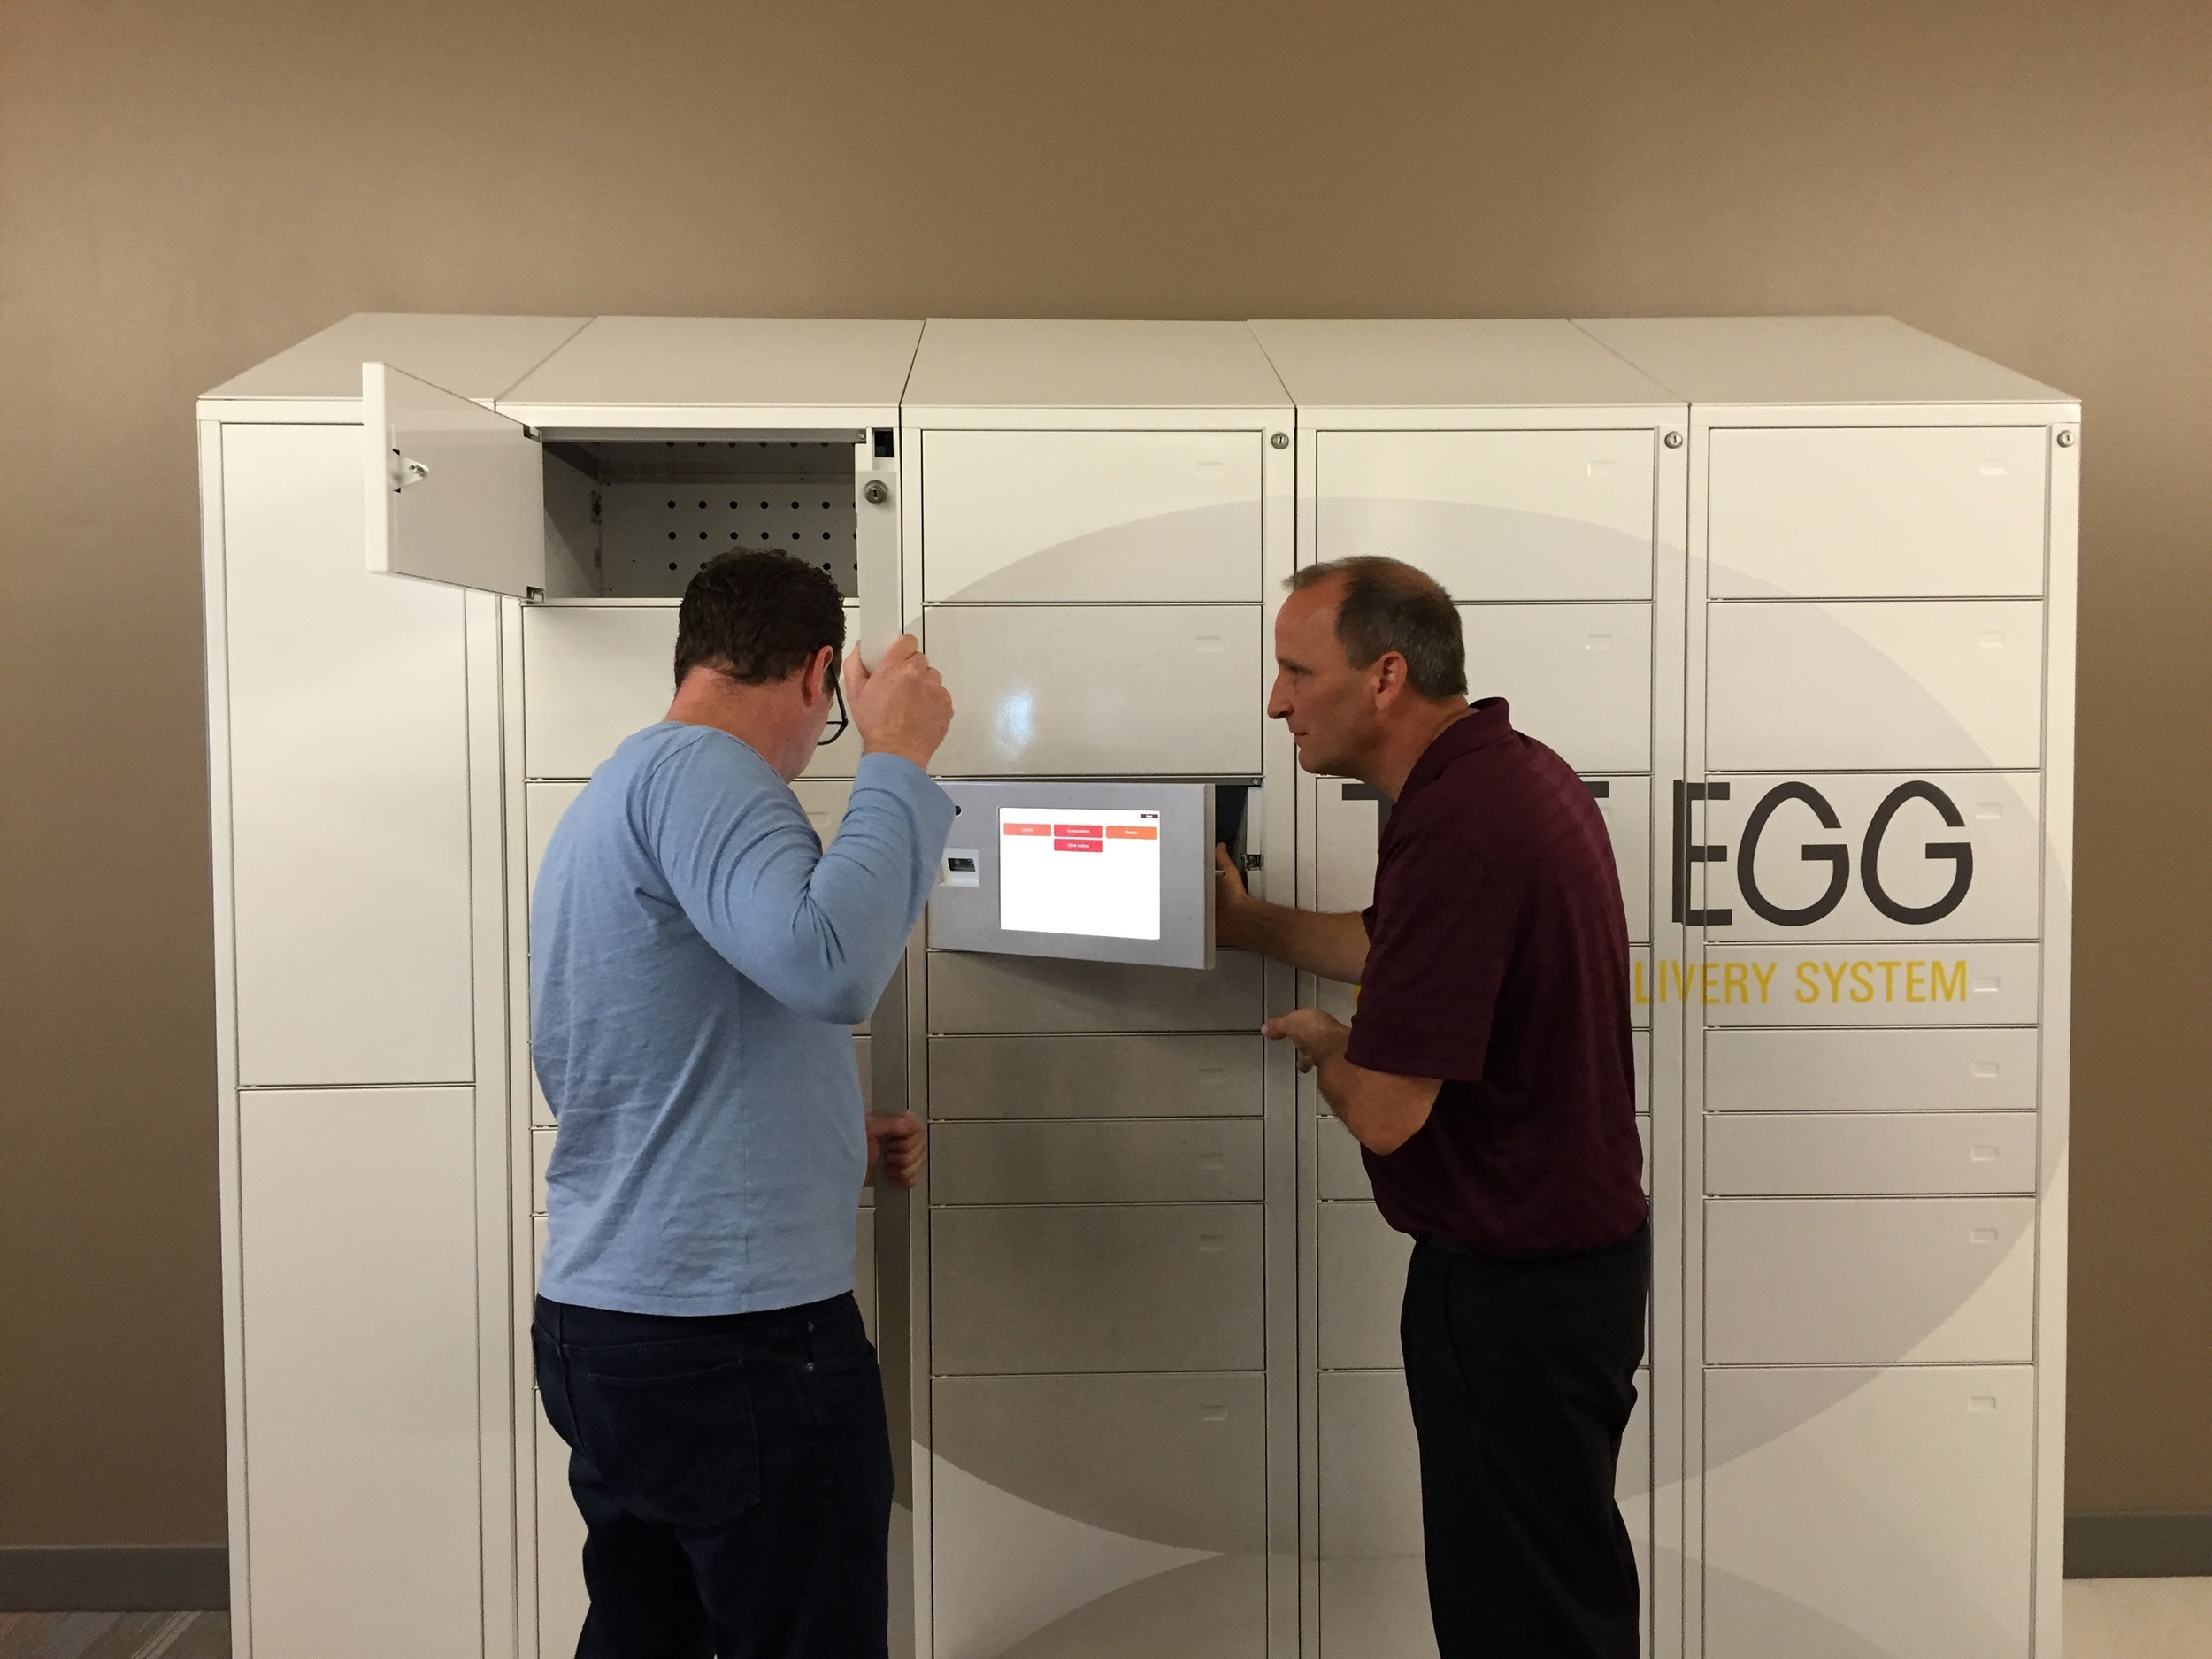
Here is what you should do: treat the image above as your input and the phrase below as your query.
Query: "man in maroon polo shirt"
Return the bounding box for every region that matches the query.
[1217,555,1648,1659]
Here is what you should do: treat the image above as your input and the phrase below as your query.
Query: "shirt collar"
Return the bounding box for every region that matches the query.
[1396,698,1514,809]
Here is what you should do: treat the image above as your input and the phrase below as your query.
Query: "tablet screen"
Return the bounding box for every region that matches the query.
[999,808,1163,941]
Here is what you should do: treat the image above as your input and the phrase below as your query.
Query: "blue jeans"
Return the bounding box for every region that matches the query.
[532,1292,894,1659]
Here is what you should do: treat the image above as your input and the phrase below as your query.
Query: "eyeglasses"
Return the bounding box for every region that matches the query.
[818,675,849,747]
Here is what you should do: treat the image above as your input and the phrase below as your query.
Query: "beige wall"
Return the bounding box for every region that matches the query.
[2,0,2207,1547]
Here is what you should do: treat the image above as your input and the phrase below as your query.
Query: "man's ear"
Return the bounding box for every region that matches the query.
[1371,651,1412,709]
[802,645,836,704]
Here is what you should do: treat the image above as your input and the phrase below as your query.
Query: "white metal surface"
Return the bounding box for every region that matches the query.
[903,319,1288,415]
[1317,429,1655,600]
[920,429,1263,602]
[925,949,1267,1034]
[1705,1197,2035,1365]
[1698,942,2041,1026]
[365,362,547,598]
[498,315,921,421]
[223,423,475,1086]
[931,1118,1265,1205]
[1703,1365,2034,1659]
[1458,603,1655,773]
[1706,600,2046,772]
[1704,1026,2041,1115]
[1707,427,2047,599]
[924,604,1265,777]
[1250,318,1676,411]
[1705,1112,2039,1197]
[238,1088,483,1658]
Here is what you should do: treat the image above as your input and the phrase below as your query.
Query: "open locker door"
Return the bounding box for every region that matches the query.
[365,361,547,598]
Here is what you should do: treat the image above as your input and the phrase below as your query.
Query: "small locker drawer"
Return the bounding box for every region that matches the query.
[1706,1026,2039,1114]
[924,604,1263,776]
[526,781,586,891]
[930,1204,1264,1373]
[1706,1112,2038,1197]
[933,1371,1265,1553]
[929,1033,1262,1118]
[1701,943,2040,1027]
[1708,426,2047,600]
[1705,1197,2034,1364]
[927,949,1265,1034]
[523,602,862,781]
[1707,600,2045,772]
[932,1118,1263,1204]
[1317,429,1656,601]
[921,429,1263,603]
[1456,603,1653,773]
[1704,1365,2033,1659]
[1701,772,2041,942]
[1319,775,1650,943]
[1318,1201,1413,1370]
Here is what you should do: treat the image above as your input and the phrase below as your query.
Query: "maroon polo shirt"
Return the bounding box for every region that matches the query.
[1342,698,1647,1257]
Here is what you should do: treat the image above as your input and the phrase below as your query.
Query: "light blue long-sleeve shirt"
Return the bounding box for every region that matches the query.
[531,722,954,1316]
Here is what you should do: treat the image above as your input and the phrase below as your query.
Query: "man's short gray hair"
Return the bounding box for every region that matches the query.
[1286,556,1468,700]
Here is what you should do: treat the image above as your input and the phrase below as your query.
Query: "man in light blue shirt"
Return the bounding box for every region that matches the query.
[530,549,954,1659]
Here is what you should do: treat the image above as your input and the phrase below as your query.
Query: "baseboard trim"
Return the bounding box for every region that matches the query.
[0,1546,228,1611]
[2067,1510,2212,1578]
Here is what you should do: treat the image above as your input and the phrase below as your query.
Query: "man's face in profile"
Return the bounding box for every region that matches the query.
[1268,580,1375,778]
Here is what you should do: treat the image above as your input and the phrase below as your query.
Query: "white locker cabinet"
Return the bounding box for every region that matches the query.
[1704,1026,2041,1115]
[926,1033,1264,1118]
[1699,942,2041,1027]
[922,603,1265,777]
[921,429,1263,603]
[1319,1113,1650,1202]
[1705,1197,2035,1365]
[1703,1366,2034,1659]
[1314,427,1657,600]
[1317,1201,1413,1371]
[1706,1112,2038,1198]
[1706,426,2048,600]
[1700,771,2041,942]
[237,1089,484,1659]
[224,424,477,1087]
[926,949,1267,1034]
[536,1411,588,1659]
[1706,601,2046,772]
[930,1204,1267,1375]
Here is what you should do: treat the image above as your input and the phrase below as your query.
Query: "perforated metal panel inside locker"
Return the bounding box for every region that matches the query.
[561,440,860,598]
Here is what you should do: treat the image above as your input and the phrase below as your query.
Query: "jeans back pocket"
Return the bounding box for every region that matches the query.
[581,1357,762,1529]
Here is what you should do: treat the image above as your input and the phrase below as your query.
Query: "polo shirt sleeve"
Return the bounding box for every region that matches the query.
[1342,830,1512,1084]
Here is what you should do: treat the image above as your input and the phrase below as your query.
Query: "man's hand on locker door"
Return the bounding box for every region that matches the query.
[866,1110,927,1189]
[846,636,953,770]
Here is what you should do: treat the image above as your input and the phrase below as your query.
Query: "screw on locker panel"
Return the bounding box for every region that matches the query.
[862,480,892,505]
[1269,432,1290,449]
[1663,431,1685,449]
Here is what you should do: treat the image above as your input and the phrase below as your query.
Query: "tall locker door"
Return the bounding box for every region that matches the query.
[223,423,475,1086]
[238,1090,483,1658]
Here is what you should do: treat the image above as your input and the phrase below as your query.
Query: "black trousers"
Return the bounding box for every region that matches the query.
[1401,1222,1651,1659]
[532,1292,894,1659]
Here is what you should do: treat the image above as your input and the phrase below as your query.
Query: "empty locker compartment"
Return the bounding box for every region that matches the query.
[1707,426,2048,600]
[1706,1113,2038,1198]
[921,429,1263,603]
[1700,943,2041,1027]
[1707,601,2045,772]
[927,949,1265,1034]
[927,1033,1263,1118]
[1704,1026,2039,1115]
[924,604,1264,777]
[931,1374,1267,1659]
[932,1118,1265,1205]
[1706,1197,2034,1365]
[1455,603,1653,774]
[1316,428,1656,601]
[1703,1365,2033,1659]
[931,1205,1263,1374]
[1317,1367,1652,1659]
[1699,772,2041,943]
[522,601,864,781]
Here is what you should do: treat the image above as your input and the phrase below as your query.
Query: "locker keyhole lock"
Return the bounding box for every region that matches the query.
[1664,431,1685,449]
[2056,430,2076,449]
[862,480,892,506]
[1270,432,1290,450]
[393,454,428,490]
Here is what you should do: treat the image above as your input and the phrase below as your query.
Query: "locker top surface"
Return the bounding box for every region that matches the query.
[902,319,1290,414]
[1248,318,1678,411]
[498,316,924,416]
[202,312,591,403]
[1573,315,2075,408]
